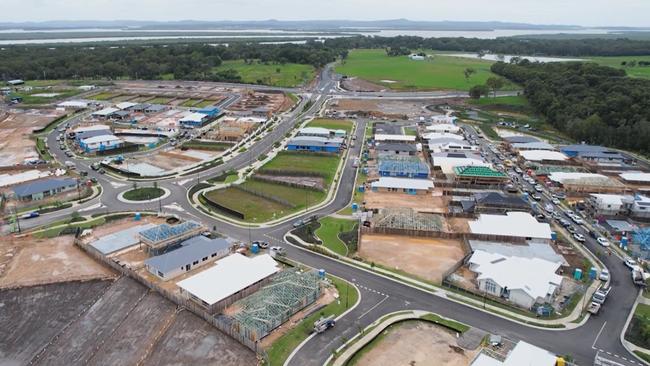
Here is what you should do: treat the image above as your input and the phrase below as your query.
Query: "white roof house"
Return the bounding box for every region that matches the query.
[298,127,332,137]
[374,134,416,143]
[468,249,563,308]
[518,150,568,162]
[548,172,609,185]
[57,100,89,109]
[619,172,650,183]
[421,132,465,141]
[468,212,553,241]
[425,124,461,134]
[430,153,489,175]
[73,124,111,133]
[471,341,559,366]
[179,112,209,123]
[177,253,280,307]
[80,135,122,145]
[91,107,119,117]
[370,177,433,191]
[511,141,555,151]
[590,194,633,209]
[0,170,51,188]
[115,102,137,110]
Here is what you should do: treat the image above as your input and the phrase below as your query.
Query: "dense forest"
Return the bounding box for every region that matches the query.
[0,42,343,81]
[491,60,650,154]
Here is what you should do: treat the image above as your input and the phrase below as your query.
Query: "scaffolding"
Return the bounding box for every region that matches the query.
[632,228,650,259]
[139,220,204,254]
[378,156,429,178]
[372,208,445,231]
[226,270,321,341]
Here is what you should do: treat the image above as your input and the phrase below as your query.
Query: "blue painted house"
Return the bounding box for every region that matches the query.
[287,136,343,153]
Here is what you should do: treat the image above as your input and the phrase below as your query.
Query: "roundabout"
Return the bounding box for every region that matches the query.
[117,186,170,203]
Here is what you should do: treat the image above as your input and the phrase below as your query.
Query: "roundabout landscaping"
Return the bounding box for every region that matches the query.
[118,186,170,203]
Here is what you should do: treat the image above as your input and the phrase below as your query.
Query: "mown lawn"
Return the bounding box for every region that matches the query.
[241,180,326,209]
[204,187,289,222]
[89,92,119,100]
[146,97,172,104]
[122,187,164,201]
[307,119,354,134]
[212,60,315,88]
[588,56,650,79]
[336,49,514,91]
[266,276,358,366]
[315,217,356,256]
[260,152,340,185]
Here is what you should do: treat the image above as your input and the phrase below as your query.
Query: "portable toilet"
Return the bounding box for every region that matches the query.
[358,185,365,193]
[318,269,326,279]
[621,236,628,249]
[522,192,529,201]
[589,267,597,280]
[134,212,141,221]
[551,231,558,241]
[574,268,583,281]
[251,243,260,254]
[351,203,358,212]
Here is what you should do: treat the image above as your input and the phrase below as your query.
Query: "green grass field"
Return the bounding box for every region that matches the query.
[307,118,354,134]
[335,49,515,91]
[212,60,315,88]
[89,92,119,100]
[588,56,650,79]
[146,97,172,104]
[194,99,217,108]
[180,99,201,107]
[204,187,289,222]
[315,217,356,256]
[260,152,340,186]
[241,180,326,208]
[266,276,357,366]
[122,187,164,201]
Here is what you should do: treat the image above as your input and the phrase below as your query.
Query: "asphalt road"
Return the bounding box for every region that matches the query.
[12,66,647,366]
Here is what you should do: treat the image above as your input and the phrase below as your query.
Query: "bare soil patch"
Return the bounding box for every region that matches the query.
[0,235,116,288]
[359,234,466,284]
[353,321,477,366]
[341,77,386,92]
[363,191,449,213]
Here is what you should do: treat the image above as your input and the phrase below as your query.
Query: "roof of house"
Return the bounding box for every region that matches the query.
[13,178,77,197]
[288,136,343,147]
[80,134,122,144]
[468,249,563,300]
[469,240,566,265]
[375,143,417,152]
[371,177,433,190]
[454,166,507,178]
[109,110,130,117]
[548,172,614,186]
[115,102,137,110]
[374,134,416,142]
[578,151,626,160]
[619,172,650,183]
[91,223,158,255]
[590,194,634,207]
[475,192,528,208]
[519,150,568,162]
[179,112,209,123]
[421,132,464,141]
[92,107,119,116]
[560,144,610,153]
[605,219,638,232]
[57,100,88,108]
[425,124,461,132]
[378,156,429,175]
[511,141,555,150]
[145,236,231,274]
[73,124,111,133]
[468,212,553,239]
[503,136,539,144]
[427,137,470,147]
[431,153,488,175]
[177,253,280,305]
[299,127,332,135]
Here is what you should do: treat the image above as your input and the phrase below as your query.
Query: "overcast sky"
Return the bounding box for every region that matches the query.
[6,0,648,27]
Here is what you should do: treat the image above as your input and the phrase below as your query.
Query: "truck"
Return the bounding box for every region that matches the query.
[587,302,601,315]
[632,268,649,287]
[313,315,336,333]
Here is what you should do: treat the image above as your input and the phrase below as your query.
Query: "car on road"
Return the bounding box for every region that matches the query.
[292,220,304,228]
[98,168,106,174]
[79,170,88,176]
[20,211,40,219]
[534,184,544,192]
[597,237,610,247]
[559,219,571,227]
[252,240,269,249]
[624,258,638,270]
[567,226,577,234]
[551,198,561,205]
[270,246,286,256]
[531,193,542,201]
[551,212,561,220]
[65,151,73,157]
[573,233,586,242]
[570,215,584,225]
[599,269,610,282]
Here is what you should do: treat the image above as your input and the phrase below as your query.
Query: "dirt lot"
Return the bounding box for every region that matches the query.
[143,310,257,366]
[331,98,445,119]
[353,321,477,366]
[447,217,471,233]
[360,234,466,284]
[341,77,386,92]
[0,108,65,166]
[0,280,112,365]
[0,235,116,288]
[363,190,449,213]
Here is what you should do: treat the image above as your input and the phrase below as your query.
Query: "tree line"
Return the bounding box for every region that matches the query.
[490,60,650,154]
[0,42,343,81]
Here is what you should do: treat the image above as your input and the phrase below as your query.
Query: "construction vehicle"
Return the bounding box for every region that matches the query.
[313,315,336,333]
[587,302,601,315]
[632,268,649,287]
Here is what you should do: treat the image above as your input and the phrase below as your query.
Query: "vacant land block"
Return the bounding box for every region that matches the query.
[360,234,465,283]
[213,60,315,87]
[241,180,326,208]
[307,118,353,133]
[363,190,449,213]
[0,108,66,166]
[350,320,477,366]
[336,49,511,91]
[0,280,112,366]
[260,151,340,185]
[204,186,290,222]
[0,235,116,288]
[143,310,257,366]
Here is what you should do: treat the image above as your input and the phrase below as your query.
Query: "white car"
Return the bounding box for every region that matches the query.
[597,237,610,247]
[624,258,637,270]
[573,233,586,242]
[571,216,584,225]
[599,269,610,282]
[551,198,561,205]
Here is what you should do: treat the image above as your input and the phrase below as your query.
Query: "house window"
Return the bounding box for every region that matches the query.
[193,260,199,265]
[484,279,498,294]
[202,256,208,261]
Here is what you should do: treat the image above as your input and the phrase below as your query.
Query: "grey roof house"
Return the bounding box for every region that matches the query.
[144,236,231,280]
[13,178,78,201]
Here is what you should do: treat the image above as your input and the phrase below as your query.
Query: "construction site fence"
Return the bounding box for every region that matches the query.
[360,226,527,244]
[200,193,245,220]
[74,240,268,359]
[234,185,296,208]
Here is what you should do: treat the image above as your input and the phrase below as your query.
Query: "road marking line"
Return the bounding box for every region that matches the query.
[357,295,389,320]
[592,321,607,349]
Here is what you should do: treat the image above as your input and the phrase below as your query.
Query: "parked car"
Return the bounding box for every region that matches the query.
[573,233,586,242]
[551,198,561,205]
[597,237,610,247]
[270,246,286,256]
[292,220,304,228]
[568,226,577,234]
[599,269,610,282]
[20,211,40,219]
[592,286,611,304]
[624,258,638,270]
[79,170,88,177]
[98,168,106,174]
[531,194,542,201]
[252,240,269,249]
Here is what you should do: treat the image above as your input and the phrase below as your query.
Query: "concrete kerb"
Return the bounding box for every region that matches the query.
[117,187,171,204]
[620,290,650,366]
[283,273,362,366]
[190,118,355,229]
[283,232,592,331]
